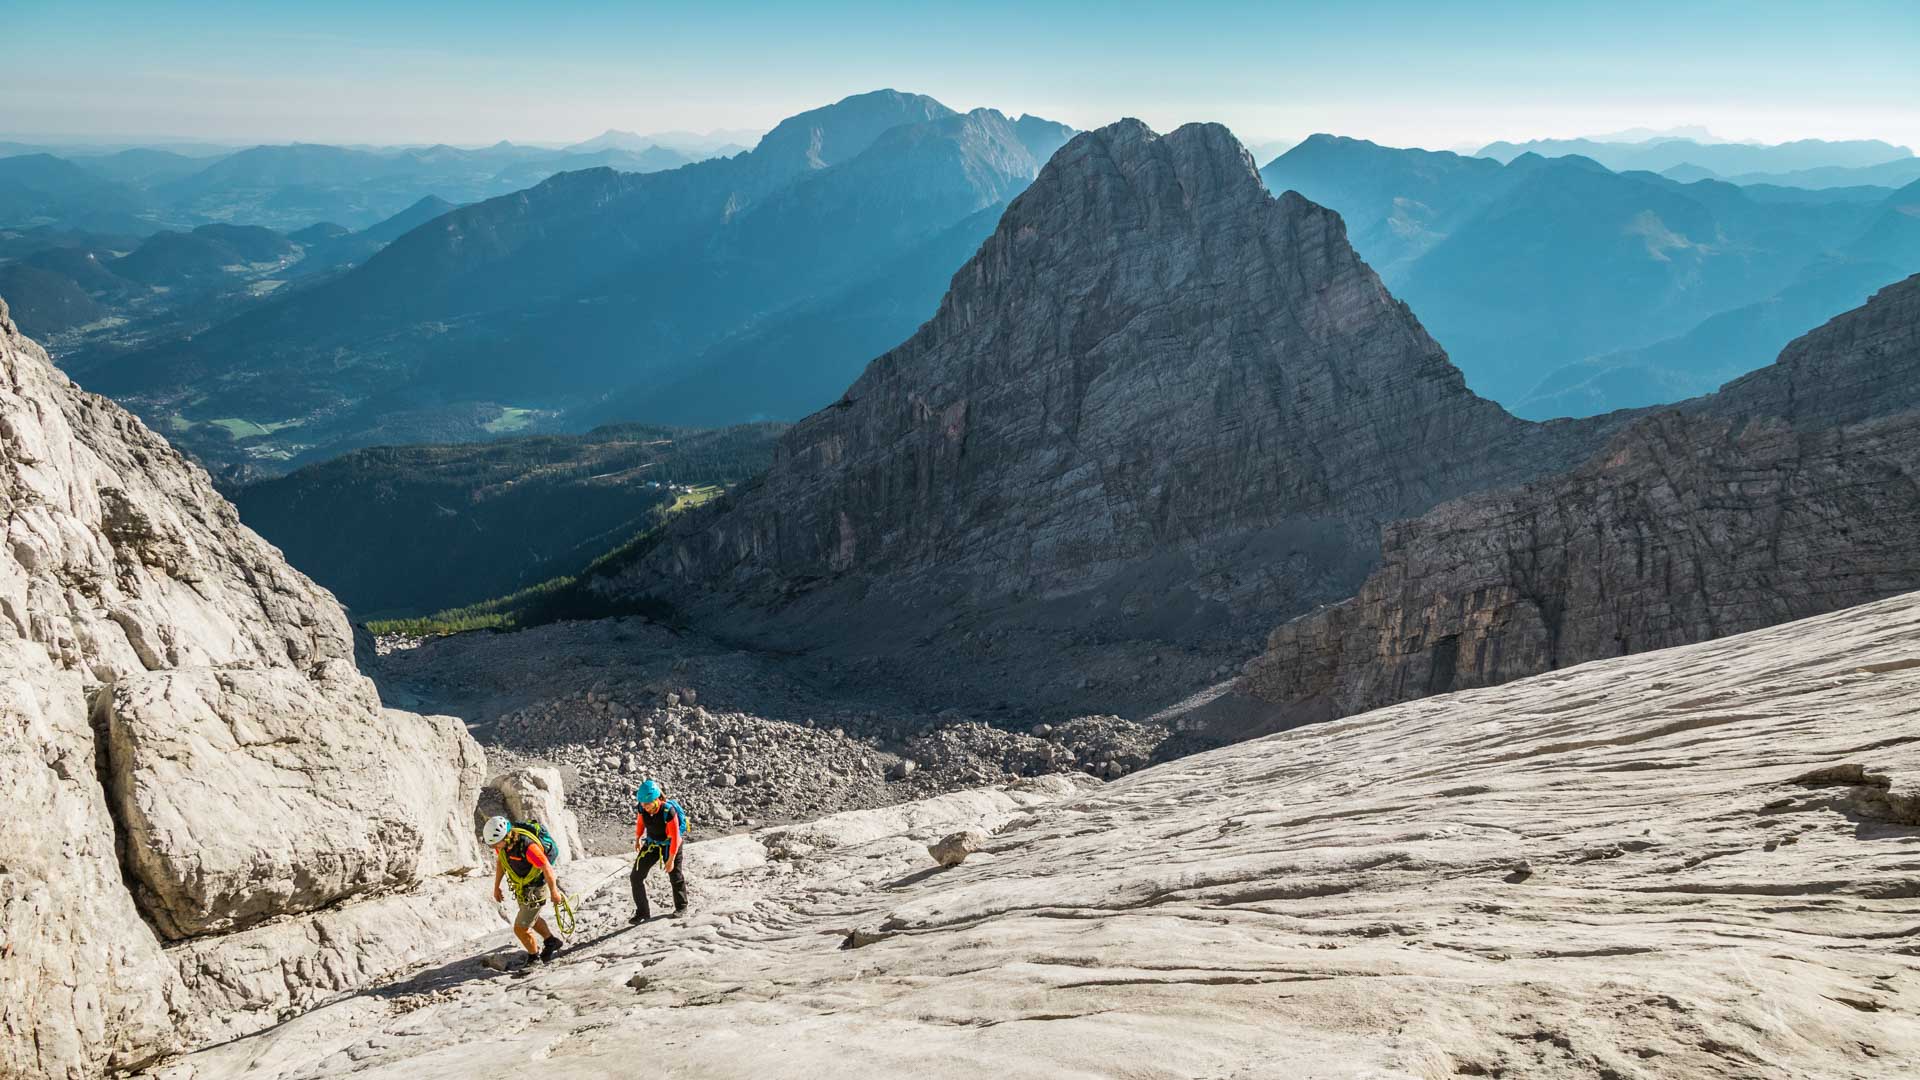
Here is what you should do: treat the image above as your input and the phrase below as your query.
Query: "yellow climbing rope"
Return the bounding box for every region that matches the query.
[553,891,577,936]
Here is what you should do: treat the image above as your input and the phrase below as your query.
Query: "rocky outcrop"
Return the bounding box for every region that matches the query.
[1239,274,1920,733]
[603,121,1615,711]
[0,296,487,1078]
[487,767,586,863]
[102,669,484,938]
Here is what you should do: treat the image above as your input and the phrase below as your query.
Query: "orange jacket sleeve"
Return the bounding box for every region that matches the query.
[666,810,681,863]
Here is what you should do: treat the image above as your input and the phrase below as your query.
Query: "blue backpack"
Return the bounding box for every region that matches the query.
[640,799,690,846]
[661,798,690,840]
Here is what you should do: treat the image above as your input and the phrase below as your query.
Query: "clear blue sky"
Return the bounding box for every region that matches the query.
[6,0,1917,152]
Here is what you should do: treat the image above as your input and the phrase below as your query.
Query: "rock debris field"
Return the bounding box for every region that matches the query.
[158,590,1920,1078]
[371,618,1195,849]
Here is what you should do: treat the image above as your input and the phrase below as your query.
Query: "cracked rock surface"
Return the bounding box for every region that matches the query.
[153,590,1920,1079]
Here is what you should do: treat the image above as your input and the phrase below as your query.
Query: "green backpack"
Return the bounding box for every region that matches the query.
[500,821,559,886]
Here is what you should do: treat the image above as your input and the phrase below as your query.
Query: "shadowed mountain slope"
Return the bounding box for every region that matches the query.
[1238,273,1920,735]
[593,120,1623,716]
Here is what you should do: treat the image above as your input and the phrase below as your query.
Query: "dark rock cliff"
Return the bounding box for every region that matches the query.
[1237,274,1920,735]
[600,120,1615,714]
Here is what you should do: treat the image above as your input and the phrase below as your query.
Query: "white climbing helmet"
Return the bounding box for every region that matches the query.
[482,815,512,846]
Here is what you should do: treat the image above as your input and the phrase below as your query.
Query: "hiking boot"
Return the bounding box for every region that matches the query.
[540,936,562,962]
[670,907,687,919]
[629,910,648,925]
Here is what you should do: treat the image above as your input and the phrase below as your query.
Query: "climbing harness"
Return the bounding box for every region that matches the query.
[635,841,673,873]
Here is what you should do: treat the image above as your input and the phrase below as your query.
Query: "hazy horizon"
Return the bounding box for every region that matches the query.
[9,0,1917,155]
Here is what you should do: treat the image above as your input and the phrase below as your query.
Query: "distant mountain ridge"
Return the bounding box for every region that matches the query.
[0,138,721,233]
[70,91,1077,477]
[0,196,465,374]
[564,127,759,157]
[1262,134,1915,414]
[1476,135,1912,175]
[1704,158,1920,190]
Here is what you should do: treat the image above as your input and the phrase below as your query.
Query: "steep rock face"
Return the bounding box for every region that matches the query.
[609,121,1609,675]
[1239,274,1920,732]
[2,642,182,1079]
[0,297,485,1078]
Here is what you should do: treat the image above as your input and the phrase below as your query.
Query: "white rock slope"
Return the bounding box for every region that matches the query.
[157,590,1920,1079]
[0,296,486,1078]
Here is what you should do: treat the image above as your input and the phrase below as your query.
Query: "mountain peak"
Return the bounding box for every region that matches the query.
[751,89,956,172]
[599,114,1600,710]
[1020,119,1262,223]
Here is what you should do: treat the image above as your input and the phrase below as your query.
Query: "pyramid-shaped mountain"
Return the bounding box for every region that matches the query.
[599,120,1618,710]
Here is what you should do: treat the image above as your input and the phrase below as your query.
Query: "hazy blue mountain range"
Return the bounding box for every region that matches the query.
[63,146,220,186]
[146,142,695,229]
[67,91,1076,478]
[1511,256,1915,418]
[0,138,735,233]
[1263,135,1915,414]
[0,138,240,158]
[1255,134,1524,278]
[0,154,153,232]
[281,195,460,279]
[0,197,463,358]
[232,420,785,617]
[1475,135,1912,175]
[563,127,757,158]
[1699,158,1920,190]
[1736,182,1898,205]
[588,203,1008,428]
[0,262,105,335]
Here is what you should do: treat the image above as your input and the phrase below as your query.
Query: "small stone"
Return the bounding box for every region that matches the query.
[888,759,918,781]
[927,830,987,866]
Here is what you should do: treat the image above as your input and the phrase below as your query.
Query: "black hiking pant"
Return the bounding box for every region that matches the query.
[631,846,687,918]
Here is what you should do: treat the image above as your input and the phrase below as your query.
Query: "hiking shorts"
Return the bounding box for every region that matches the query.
[512,881,548,930]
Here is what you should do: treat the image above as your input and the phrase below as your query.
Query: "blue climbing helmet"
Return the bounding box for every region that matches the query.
[634,779,663,805]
